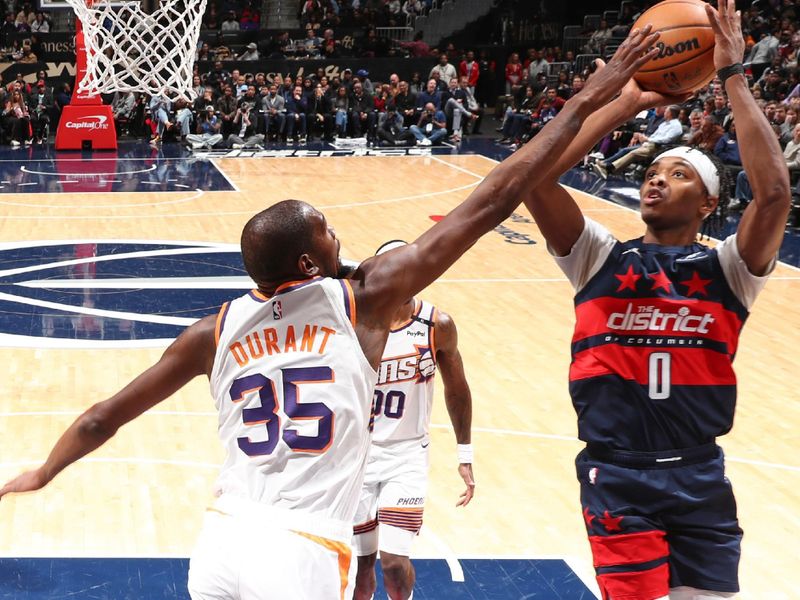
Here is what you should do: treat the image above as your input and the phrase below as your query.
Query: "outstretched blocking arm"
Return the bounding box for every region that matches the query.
[433,310,474,507]
[0,316,217,500]
[352,28,661,336]
[707,0,791,275]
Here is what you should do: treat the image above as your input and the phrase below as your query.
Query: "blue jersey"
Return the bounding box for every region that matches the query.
[554,219,772,452]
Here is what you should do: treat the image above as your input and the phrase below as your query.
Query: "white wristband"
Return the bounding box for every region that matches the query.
[457,444,473,464]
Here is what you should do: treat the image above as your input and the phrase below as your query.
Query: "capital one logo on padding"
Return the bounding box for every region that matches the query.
[0,240,250,348]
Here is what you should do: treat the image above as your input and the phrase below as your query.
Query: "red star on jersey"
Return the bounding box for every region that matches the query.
[681,271,713,297]
[614,265,641,292]
[649,268,673,293]
[582,506,596,529]
[598,510,624,532]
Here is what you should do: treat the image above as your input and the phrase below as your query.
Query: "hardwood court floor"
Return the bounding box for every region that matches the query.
[0,152,797,598]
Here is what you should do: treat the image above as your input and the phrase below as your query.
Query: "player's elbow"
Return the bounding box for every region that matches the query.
[77,405,119,442]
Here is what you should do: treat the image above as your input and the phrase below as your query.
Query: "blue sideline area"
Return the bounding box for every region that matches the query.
[0,558,595,599]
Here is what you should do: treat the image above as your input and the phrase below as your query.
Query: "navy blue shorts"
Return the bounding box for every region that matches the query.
[576,444,742,600]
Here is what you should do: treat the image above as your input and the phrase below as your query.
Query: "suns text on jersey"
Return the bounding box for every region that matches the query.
[229,324,337,367]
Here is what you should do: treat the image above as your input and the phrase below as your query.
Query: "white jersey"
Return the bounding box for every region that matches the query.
[210,277,377,532]
[371,300,436,444]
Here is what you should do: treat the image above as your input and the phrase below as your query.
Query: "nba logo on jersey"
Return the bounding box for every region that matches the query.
[589,467,598,485]
[272,300,283,320]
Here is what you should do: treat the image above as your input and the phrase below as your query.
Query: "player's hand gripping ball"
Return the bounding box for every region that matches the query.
[633,0,716,94]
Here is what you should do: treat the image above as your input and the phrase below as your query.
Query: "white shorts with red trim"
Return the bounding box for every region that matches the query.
[352,438,429,557]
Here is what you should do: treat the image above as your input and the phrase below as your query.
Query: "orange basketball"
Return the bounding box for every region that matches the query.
[632,0,716,95]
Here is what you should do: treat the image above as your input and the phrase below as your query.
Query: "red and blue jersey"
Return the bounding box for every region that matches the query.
[555,219,771,452]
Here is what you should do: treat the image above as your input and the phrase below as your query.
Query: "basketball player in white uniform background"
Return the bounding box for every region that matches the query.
[0,32,665,600]
[352,241,474,600]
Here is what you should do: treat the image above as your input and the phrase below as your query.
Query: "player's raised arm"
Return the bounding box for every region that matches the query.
[352,27,661,323]
[707,0,790,275]
[432,310,474,507]
[0,316,216,500]
[520,67,691,255]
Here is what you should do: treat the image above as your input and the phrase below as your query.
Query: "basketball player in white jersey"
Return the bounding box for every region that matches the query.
[0,29,664,600]
[352,241,474,600]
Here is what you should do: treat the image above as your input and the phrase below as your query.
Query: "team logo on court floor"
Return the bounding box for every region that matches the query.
[0,240,249,347]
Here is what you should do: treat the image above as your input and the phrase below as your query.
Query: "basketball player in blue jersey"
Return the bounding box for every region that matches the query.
[352,241,474,600]
[522,2,791,599]
[0,27,665,600]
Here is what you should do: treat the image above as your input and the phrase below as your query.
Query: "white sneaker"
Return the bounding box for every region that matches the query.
[10,140,20,146]
[420,138,432,146]
[232,143,244,149]
[191,142,203,149]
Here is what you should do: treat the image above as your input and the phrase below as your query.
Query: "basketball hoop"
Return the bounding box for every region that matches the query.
[64,0,207,99]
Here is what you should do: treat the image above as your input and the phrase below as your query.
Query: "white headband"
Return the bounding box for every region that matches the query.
[653,146,720,197]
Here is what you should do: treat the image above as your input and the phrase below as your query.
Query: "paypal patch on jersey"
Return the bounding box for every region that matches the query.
[0,240,251,347]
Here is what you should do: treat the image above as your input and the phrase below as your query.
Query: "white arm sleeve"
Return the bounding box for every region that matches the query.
[549,217,617,293]
[716,234,776,310]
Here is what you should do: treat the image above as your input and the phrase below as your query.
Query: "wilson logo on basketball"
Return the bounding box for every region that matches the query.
[652,38,701,61]
[64,115,110,130]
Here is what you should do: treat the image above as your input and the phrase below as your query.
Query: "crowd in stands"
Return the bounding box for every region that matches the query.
[131,48,489,149]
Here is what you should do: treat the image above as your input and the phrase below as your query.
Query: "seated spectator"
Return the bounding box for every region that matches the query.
[592,105,684,178]
[260,83,286,140]
[453,76,483,136]
[215,85,238,136]
[497,85,538,145]
[682,109,703,142]
[238,42,259,61]
[221,10,240,31]
[285,84,307,142]
[714,118,741,166]
[415,78,441,113]
[227,103,264,149]
[187,105,223,149]
[688,115,724,152]
[110,90,136,136]
[4,89,31,146]
[734,122,800,208]
[17,42,36,63]
[331,84,349,137]
[584,19,612,54]
[442,77,476,142]
[349,80,375,139]
[27,79,51,143]
[392,80,416,127]
[525,86,566,140]
[148,94,173,144]
[356,69,374,95]
[306,83,332,141]
[376,108,416,146]
[410,102,446,146]
[302,28,322,57]
[30,12,48,33]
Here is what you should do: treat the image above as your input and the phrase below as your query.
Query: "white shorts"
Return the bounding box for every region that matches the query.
[188,506,353,600]
[352,438,429,557]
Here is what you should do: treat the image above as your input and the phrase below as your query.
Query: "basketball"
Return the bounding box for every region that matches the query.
[632,0,716,95]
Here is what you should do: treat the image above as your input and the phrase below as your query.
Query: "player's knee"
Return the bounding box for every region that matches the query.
[380,551,412,585]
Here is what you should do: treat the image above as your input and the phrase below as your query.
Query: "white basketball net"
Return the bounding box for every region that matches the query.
[65,0,208,99]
